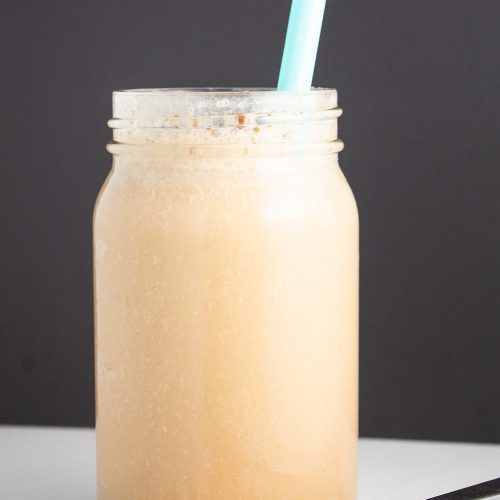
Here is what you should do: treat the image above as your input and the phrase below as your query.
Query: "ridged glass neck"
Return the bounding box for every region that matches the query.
[107,88,343,158]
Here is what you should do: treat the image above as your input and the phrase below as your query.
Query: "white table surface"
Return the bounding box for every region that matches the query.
[1,426,500,500]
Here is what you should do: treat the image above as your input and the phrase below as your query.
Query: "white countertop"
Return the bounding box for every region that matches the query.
[1,425,500,499]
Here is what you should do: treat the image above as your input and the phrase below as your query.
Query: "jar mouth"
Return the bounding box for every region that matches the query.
[109,87,342,150]
[111,87,338,119]
[114,87,335,95]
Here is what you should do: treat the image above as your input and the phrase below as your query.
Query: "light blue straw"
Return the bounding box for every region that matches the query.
[278,0,327,91]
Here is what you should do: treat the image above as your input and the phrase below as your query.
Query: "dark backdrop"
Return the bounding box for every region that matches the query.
[1,0,499,442]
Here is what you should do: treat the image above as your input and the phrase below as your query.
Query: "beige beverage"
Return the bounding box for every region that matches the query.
[94,89,358,499]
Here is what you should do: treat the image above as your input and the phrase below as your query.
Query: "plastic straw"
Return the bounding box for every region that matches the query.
[278,0,327,91]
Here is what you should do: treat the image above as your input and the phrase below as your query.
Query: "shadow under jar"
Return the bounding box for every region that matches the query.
[94,88,358,500]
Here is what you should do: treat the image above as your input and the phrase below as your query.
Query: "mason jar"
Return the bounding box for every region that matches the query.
[94,88,358,499]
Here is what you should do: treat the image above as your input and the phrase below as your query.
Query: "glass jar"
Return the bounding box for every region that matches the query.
[94,88,358,499]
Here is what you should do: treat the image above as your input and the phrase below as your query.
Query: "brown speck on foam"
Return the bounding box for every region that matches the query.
[253,127,260,133]
[238,114,245,125]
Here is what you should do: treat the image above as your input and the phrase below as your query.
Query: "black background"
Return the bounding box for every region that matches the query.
[1,0,499,442]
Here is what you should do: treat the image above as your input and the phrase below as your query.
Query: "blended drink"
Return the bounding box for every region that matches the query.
[94,89,358,499]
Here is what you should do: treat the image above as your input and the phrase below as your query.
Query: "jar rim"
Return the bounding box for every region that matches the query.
[114,87,335,96]
[112,87,338,120]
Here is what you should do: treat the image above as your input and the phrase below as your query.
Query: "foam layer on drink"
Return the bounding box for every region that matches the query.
[108,87,342,149]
